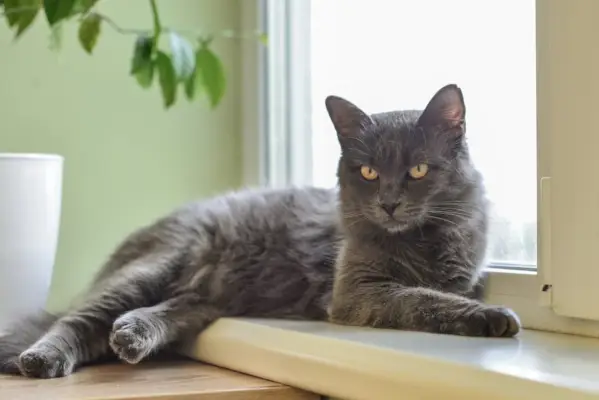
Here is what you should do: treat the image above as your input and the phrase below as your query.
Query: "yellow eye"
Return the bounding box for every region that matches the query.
[360,165,379,181]
[409,163,429,179]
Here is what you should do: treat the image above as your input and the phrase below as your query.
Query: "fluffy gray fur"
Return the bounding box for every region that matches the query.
[327,84,519,336]
[0,84,519,379]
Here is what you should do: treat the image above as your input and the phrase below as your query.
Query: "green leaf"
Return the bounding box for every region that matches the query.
[48,21,62,51]
[169,32,195,82]
[4,0,40,36]
[43,0,76,25]
[135,62,154,89]
[156,51,177,108]
[195,45,226,108]
[184,71,200,101]
[4,0,22,27]
[130,35,155,89]
[77,12,100,54]
[130,35,153,74]
[15,0,40,37]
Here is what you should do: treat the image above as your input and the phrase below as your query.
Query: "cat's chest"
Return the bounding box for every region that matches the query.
[383,233,436,260]
[384,243,437,282]
[379,238,476,291]
[374,236,457,285]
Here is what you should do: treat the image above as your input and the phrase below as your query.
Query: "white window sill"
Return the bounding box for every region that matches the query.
[184,318,599,400]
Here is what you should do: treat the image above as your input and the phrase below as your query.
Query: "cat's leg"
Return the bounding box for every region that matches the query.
[464,270,488,301]
[109,293,220,364]
[329,280,520,337]
[17,260,171,379]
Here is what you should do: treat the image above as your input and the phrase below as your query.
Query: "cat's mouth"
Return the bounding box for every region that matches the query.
[365,204,418,233]
[385,223,408,233]
[379,207,427,233]
[380,217,411,233]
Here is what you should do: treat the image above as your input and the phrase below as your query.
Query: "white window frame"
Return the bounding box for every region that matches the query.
[240,0,267,188]
[243,0,599,337]
[241,0,312,189]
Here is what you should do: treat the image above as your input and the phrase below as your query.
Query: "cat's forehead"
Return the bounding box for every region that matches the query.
[371,110,422,130]
[370,110,422,142]
[362,110,428,163]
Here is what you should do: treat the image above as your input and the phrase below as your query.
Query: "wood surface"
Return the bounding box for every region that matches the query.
[0,360,320,400]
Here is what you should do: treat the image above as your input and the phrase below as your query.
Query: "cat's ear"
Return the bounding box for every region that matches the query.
[325,95,374,139]
[417,84,466,135]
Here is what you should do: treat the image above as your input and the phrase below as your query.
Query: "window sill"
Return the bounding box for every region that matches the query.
[486,269,599,338]
[184,318,599,400]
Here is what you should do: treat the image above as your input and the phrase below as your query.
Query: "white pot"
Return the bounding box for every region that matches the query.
[0,154,63,330]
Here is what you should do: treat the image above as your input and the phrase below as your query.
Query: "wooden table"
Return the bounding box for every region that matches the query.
[0,361,319,400]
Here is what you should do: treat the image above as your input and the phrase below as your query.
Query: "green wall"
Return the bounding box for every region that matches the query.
[0,0,242,310]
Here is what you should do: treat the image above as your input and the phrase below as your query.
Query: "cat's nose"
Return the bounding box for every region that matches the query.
[381,202,400,216]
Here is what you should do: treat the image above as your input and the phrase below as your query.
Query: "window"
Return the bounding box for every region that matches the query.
[309,0,537,271]
[251,0,599,336]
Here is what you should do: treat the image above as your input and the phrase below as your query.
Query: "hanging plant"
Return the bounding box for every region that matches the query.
[0,0,267,109]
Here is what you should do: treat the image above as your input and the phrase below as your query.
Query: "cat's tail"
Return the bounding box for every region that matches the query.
[0,310,60,374]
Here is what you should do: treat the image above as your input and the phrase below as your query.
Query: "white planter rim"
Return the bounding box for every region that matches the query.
[0,153,63,161]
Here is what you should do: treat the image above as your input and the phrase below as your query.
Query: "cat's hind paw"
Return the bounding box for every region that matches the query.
[110,314,156,364]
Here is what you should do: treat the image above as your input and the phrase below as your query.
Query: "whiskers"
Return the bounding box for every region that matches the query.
[340,200,477,233]
[404,201,476,228]
[342,209,364,219]
[341,208,365,231]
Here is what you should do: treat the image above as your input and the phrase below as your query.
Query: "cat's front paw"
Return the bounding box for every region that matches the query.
[18,346,74,379]
[478,306,521,337]
[110,314,156,364]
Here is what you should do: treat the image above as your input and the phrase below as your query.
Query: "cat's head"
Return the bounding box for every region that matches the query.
[325,84,481,233]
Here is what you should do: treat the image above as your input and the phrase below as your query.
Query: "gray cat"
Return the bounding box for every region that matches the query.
[0,84,519,379]
[326,85,519,335]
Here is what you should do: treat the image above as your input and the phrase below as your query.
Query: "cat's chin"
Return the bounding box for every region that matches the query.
[365,213,413,234]
[383,221,410,234]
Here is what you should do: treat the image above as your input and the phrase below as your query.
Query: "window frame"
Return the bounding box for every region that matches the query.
[245,0,599,337]
[240,0,267,188]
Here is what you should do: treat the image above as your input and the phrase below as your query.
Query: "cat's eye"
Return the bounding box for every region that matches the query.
[360,165,379,181]
[408,163,429,179]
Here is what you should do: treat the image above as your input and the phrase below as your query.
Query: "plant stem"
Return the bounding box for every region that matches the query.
[149,0,161,50]
[0,5,266,43]
[93,13,146,35]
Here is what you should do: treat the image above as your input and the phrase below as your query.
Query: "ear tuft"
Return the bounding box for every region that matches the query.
[418,84,466,135]
[325,95,373,139]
